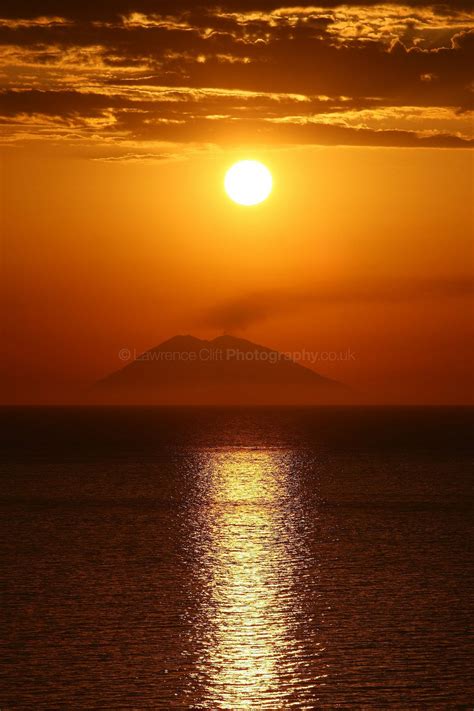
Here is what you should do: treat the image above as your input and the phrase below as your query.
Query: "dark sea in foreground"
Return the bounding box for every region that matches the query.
[1,407,472,709]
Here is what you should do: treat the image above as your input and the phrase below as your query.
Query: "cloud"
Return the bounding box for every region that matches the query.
[0,16,73,28]
[203,277,474,330]
[0,87,472,149]
[1,2,474,22]
[92,151,186,163]
[0,2,472,151]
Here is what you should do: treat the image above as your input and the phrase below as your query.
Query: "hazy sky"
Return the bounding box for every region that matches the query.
[1,1,473,403]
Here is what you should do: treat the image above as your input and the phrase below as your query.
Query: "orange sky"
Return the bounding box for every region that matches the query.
[2,144,473,403]
[0,1,473,403]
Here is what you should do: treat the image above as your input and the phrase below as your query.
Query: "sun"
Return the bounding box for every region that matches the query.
[224,160,273,206]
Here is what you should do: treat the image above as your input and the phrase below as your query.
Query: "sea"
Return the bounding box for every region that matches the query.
[1,407,472,709]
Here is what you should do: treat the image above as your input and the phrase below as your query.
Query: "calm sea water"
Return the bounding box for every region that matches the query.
[1,407,472,709]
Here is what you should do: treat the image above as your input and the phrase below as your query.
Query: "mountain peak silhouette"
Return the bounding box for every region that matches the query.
[155,334,202,349]
[211,334,261,349]
[94,334,348,404]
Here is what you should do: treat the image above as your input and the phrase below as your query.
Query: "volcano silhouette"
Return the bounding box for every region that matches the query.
[94,335,347,404]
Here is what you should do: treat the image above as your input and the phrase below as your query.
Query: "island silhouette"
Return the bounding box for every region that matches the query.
[94,335,348,405]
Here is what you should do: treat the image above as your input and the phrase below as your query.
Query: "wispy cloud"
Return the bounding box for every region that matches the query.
[203,277,474,330]
[92,151,185,163]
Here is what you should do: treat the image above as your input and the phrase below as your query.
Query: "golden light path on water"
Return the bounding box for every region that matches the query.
[188,449,326,708]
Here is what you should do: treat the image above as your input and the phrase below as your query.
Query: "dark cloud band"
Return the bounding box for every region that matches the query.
[0,2,472,151]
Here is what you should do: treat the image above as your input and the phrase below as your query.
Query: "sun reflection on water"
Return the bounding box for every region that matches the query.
[188,449,323,709]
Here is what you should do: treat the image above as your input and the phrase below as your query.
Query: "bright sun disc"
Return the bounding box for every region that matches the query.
[224,160,272,206]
